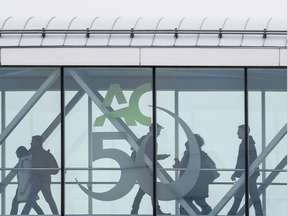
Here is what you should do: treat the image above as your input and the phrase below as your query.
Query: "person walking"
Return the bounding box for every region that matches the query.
[173,134,219,215]
[21,135,59,215]
[130,123,170,215]
[228,125,263,216]
[10,146,44,215]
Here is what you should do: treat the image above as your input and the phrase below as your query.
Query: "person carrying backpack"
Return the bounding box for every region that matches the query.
[10,146,44,215]
[21,135,59,215]
[173,134,220,215]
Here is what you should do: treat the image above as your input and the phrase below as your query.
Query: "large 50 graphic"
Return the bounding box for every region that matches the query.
[76,106,201,201]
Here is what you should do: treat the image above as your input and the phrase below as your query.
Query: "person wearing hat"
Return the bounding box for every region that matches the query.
[130,123,170,215]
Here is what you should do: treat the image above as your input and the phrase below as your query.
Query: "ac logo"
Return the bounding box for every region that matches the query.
[94,83,152,127]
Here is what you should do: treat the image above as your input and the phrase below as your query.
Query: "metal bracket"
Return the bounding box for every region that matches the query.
[218,28,222,38]
[86,28,90,38]
[130,28,134,38]
[174,28,178,38]
[263,28,267,38]
[42,28,46,38]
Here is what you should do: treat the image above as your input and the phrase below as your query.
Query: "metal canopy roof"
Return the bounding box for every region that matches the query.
[0,17,287,47]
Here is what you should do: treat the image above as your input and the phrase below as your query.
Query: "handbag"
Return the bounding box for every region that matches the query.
[17,181,40,203]
[17,158,40,203]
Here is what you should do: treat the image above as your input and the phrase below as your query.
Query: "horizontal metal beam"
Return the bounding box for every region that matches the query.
[0,28,286,36]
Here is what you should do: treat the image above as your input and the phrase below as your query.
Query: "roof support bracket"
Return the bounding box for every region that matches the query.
[263,28,267,39]
[130,28,134,38]
[86,28,90,38]
[174,28,178,38]
[42,28,46,38]
[218,28,222,38]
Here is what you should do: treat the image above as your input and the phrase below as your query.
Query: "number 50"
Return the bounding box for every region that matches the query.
[77,107,200,201]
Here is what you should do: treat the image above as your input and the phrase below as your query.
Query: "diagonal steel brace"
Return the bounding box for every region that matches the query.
[208,124,287,216]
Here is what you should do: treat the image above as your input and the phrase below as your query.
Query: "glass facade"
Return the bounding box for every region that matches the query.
[0,67,286,216]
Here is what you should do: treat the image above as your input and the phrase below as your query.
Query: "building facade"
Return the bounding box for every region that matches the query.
[0,16,287,216]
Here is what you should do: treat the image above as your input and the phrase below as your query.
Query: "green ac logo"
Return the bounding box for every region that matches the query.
[94,83,152,127]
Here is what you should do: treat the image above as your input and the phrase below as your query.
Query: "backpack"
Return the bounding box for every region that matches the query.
[202,155,220,183]
[44,150,59,175]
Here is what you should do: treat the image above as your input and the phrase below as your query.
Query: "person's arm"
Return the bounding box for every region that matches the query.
[157,154,170,160]
[173,158,181,168]
[231,143,246,180]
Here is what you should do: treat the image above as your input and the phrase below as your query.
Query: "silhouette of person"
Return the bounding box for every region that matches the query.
[130,123,170,215]
[21,135,59,215]
[228,125,263,216]
[173,134,219,215]
[10,146,44,215]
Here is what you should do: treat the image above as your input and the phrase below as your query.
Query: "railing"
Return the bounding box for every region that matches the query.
[0,28,286,38]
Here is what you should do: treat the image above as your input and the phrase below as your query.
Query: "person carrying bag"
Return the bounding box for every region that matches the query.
[10,146,43,215]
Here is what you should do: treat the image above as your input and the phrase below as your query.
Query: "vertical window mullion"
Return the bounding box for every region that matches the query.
[152,67,157,216]
[1,90,6,215]
[244,67,249,216]
[61,67,65,216]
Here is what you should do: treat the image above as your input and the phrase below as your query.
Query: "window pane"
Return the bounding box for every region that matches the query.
[64,67,153,215]
[0,67,61,215]
[248,68,287,216]
[155,68,245,215]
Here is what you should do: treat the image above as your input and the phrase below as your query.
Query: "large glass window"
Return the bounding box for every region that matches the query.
[0,67,61,215]
[248,69,287,216]
[0,66,286,216]
[155,68,246,215]
[64,68,153,215]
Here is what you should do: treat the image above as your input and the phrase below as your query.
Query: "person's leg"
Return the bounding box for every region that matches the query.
[249,176,263,216]
[154,201,171,215]
[194,198,212,215]
[21,176,42,215]
[10,190,19,215]
[151,196,170,215]
[41,181,59,215]
[227,183,245,215]
[131,187,146,214]
[32,201,44,215]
